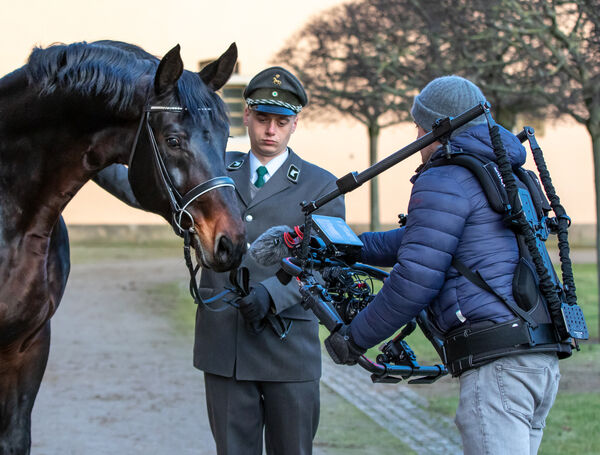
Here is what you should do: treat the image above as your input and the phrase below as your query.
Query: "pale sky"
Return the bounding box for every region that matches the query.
[2,0,595,225]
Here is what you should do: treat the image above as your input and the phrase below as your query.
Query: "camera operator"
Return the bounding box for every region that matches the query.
[324,76,561,455]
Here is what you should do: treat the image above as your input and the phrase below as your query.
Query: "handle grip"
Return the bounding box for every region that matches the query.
[299,284,344,332]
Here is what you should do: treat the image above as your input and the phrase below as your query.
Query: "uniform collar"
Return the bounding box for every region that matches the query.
[246,149,302,209]
[248,148,290,185]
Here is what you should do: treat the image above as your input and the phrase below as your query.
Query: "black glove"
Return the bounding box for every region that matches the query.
[238,284,272,326]
[324,324,366,365]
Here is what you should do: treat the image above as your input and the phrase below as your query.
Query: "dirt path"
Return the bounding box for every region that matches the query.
[31,258,217,455]
[30,256,460,454]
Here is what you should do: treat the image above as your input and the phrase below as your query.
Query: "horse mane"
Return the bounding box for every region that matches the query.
[24,41,228,126]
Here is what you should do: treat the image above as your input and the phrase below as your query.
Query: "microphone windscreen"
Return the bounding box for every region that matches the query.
[249,225,293,266]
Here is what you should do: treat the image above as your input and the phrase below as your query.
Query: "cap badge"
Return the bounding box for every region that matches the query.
[272,91,278,97]
[287,164,300,183]
[273,74,282,86]
[227,160,244,170]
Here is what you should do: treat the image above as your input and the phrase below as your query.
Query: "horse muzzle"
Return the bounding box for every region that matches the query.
[188,224,246,273]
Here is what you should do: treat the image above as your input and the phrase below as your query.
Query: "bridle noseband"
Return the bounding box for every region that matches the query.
[129,105,235,237]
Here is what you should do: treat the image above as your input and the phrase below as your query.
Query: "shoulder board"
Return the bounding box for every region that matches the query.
[426,153,510,214]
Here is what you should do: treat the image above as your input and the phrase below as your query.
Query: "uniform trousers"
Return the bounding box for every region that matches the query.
[455,352,560,455]
[204,372,320,455]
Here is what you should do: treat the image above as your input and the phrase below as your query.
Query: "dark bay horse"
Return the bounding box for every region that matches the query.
[0,40,246,453]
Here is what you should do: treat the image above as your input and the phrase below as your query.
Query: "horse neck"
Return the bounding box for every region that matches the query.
[0,76,137,245]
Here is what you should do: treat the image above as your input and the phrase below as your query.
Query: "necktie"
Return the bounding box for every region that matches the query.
[254,166,268,188]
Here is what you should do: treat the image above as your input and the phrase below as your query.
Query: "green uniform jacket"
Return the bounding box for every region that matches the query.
[194,149,345,381]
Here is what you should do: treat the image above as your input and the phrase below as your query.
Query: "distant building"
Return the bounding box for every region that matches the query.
[221,73,249,139]
[199,59,250,151]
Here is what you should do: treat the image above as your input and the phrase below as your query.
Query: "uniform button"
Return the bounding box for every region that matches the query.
[245,214,253,222]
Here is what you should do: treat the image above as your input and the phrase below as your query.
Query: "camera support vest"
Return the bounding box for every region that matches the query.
[422,149,586,376]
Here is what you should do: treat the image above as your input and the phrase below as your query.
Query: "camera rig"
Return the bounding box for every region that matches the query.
[277,215,448,384]
[272,104,494,384]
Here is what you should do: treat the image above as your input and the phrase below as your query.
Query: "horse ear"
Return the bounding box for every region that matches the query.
[155,44,184,94]
[198,43,238,92]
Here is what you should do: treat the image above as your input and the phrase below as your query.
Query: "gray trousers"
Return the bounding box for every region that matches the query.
[204,372,320,455]
[455,352,560,455]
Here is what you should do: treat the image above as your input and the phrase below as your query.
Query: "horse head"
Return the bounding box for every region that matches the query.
[0,40,248,455]
[127,44,245,272]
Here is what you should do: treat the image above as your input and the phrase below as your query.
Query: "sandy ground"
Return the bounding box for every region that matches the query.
[31,258,218,455]
[30,255,462,455]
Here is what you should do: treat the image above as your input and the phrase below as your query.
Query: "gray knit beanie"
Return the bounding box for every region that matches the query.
[410,75,487,137]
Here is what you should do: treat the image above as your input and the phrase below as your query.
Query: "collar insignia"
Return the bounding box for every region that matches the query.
[227,160,244,170]
[287,164,300,183]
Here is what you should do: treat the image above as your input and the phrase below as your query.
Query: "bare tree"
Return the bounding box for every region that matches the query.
[275,0,552,230]
[420,0,551,129]
[275,0,444,231]
[376,0,598,335]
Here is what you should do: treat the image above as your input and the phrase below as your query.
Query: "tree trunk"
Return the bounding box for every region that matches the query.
[368,123,381,232]
[590,124,600,342]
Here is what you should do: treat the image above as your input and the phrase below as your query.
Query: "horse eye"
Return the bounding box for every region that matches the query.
[166,137,181,148]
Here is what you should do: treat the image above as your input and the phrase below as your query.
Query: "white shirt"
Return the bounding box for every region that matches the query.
[249,149,289,186]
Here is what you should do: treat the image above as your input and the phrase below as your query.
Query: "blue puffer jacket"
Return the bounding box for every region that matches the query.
[350,124,527,349]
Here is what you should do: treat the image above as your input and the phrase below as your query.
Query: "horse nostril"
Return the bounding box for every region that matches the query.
[215,234,234,264]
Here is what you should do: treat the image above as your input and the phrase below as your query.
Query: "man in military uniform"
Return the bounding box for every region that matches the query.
[195,67,344,455]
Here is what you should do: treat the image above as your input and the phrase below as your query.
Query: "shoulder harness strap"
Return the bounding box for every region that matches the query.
[452,257,538,326]
[425,152,510,214]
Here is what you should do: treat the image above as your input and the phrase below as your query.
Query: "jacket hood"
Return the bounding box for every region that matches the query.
[432,123,527,167]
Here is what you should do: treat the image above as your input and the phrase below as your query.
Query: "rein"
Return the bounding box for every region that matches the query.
[129,104,236,313]
[183,229,241,313]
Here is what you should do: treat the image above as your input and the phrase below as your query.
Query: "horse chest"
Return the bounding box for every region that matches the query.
[0,243,60,339]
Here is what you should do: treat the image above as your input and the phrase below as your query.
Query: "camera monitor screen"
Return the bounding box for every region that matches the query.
[311,215,363,248]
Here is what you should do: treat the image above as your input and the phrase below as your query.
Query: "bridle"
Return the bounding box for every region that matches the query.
[128,104,239,312]
[129,105,235,237]
[126,105,295,332]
